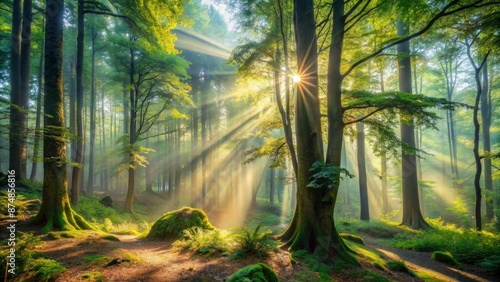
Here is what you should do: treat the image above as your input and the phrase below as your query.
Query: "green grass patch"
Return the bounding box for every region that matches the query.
[29,258,66,281]
[392,217,500,265]
[47,230,88,239]
[292,250,332,280]
[174,227,232,256]
[82,271,105,281]
[346,242,387,271]
[83,254,113,265]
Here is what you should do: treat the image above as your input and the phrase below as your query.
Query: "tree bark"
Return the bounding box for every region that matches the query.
[30,27,44,181]
[71,0,85,204]
[9,0,23,178]
[481,58,493,221]
[125,42,136,213]
[396,20,430,230]
[357,122,369,221]
[31,0,92,232]
[19,0,32,177]
[87,28,97,195]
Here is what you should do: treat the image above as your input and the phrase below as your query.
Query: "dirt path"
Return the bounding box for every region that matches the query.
[33,233,294,282]
[361,233,495,282]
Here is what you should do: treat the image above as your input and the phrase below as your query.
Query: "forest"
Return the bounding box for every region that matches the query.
[0,0,499,281]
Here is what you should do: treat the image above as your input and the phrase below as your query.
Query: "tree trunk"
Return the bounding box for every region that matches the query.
[269,168,275,204]
[465,41,489,230]
[200,67,209,209]
[191,79,199,206]
[31,0,92,232]
[71,0,85,204]
[87,28,97,195]
[396,20,430,230]
[281,0,356,264]
[30,28,44,181]
[9,0,23,178]
[357,122,369,221]
[19,0,32,177]
[481,59,493,221]
[125,43,136,213]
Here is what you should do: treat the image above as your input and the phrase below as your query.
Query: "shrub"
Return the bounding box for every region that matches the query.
[227,263,279,282]
[232,224,278,258]
[174,227,232,255]
[147,207,214,240]
[478,255,500,275]
[432,251,460,267]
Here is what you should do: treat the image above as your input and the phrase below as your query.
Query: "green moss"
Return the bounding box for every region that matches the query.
[227,263,279,282]
[387,260,416,277]
[83,255,113,265]
[340,233,364,245]
[82,271,105,281]
[101,234,120,241]
[29,258,66,282]
[147,207,214,240]
[47,230,87,239]
[432,251,460,267]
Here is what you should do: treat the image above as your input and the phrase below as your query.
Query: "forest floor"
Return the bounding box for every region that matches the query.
[5,225,498,282]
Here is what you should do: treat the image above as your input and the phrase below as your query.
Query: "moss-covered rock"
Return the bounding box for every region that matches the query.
[227,263,279,282]
[147,207,214,240]
[432,251,460,267]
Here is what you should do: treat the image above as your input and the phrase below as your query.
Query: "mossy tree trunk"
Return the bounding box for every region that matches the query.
[280,0,356,264]
[31,0,92,232]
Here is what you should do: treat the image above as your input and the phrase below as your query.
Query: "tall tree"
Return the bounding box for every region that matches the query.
[9,0,23,177]
[357,121,369,221]
[396,20,430,229]
[464,37,490,231]
[31,0,92,232]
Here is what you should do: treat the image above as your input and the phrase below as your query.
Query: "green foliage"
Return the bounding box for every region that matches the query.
[147,207,214,240]
[29,258,66,281]
[244,201,291,234]
[73,196,123,224]
[431,251,460,267]
[232,224,278,258]
[386,260,416,277]
[341,220,405,239]
[1,232,66,280]
[446,197,472,228]
[477,255,500,275]
[308,161,354,190]
[174,227,232,255]
[227,263,279,282]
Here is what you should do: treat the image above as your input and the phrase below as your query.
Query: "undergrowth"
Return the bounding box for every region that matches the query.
[392,217,500,268]
[0,232,66,281]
